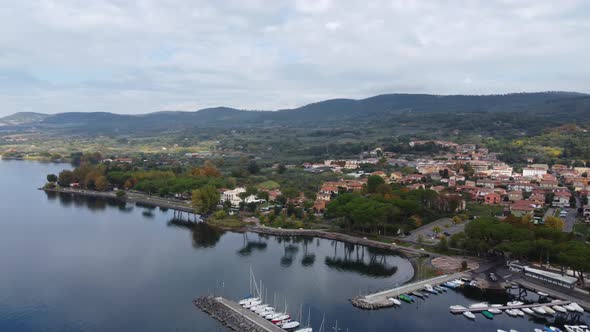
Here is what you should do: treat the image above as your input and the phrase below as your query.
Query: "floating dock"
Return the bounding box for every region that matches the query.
[194,296,286,332]
[449,300,571,314]
[351,273,467,309]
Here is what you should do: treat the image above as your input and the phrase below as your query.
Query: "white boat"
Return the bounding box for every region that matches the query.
[553,305,567,313]
[535,329,544,332]
[513,309,524,316]
[388,297,401,306]
[488,308,502,314]
[282,320,301,329]
[272,314,290,323]
[295,329,313,332]
[450,305,467,311]
[257,306,275,314]
[532,307,546,315]
[543,306,556,315]
[571,302,585,313]
[469,302,488,308]
[251,304,267,312]
[491,304,503,308]
[239,297,259,305]
[505,309,519,317]
[507,301,523,306]
[510,330,519,332]
[498,330,508,332]
[463,311,475,319]
[266,312,283,320]
[244,300,262,308]
[537,291,549,297]
[522,308,535,315]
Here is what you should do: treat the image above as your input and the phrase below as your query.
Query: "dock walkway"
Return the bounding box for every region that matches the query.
[513,278,590,311]
[351,273,467,309]
[449,300,571,314]
[194,296,285,332]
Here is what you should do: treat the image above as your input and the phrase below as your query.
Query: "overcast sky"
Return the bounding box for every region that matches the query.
[0,0,589,116]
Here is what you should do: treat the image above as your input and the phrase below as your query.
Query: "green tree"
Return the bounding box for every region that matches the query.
[58,170,75,186]
[46,174,58,183]
[95,175,109,191]
[192,185,220,214]
[545,216,565,230]
[366,175,385,193]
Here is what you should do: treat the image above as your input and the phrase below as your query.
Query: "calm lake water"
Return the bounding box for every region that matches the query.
[0,160,587,332]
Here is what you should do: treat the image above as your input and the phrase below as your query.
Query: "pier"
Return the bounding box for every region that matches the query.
[351,273,468,309]
[449,300,571,314]
[194,296,286,332]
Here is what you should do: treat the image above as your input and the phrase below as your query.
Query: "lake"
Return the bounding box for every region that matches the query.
[0,160,586,331]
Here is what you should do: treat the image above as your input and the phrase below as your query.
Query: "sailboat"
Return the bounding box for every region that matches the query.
[282,303,302,330]
[295,306,313,332]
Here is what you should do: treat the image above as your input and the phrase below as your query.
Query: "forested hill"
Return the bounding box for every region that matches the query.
[1,92,588,135]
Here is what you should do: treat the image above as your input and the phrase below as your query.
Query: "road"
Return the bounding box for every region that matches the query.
[563,195,580,232]
[403,217,467,244]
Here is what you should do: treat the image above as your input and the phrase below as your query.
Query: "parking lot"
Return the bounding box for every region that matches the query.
[403,217,469,244]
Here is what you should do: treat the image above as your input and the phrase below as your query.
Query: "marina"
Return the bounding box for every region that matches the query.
[194,296,286,332]
[449,300,572,314]
[351,273,468,309]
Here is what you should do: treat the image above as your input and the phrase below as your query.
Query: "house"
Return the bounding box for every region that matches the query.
[371,171,387,179]
[244,195,267,204]
[583,205,590,218]
[219,187,246,207]
[389,172,403,182]
[484,193,502,205]
[115,157,133,163]
[477,179,496,189]
[510,202,535,217]
[552,191,572,208]
[508,191,523,202]
[313,200,327,213]
[539,180,558,189]
[522,167,546,178]
[264,189,283,202]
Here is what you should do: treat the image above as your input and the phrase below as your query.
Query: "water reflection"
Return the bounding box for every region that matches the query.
[301,237,316,267]
[47,191,128,211]
[237,234,268,256]
[324,241,398,277]
[167,218,224,248]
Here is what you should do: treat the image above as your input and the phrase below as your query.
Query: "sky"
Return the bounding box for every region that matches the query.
[0,0,589,116]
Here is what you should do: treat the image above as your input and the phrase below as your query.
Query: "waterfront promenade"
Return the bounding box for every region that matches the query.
[43,187,195,213]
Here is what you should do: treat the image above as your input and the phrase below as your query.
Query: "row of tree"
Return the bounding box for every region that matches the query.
[450,216,590,285]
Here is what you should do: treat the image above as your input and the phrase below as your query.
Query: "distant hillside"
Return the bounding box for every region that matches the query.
[1,92,588,135]
[0,112,48,126]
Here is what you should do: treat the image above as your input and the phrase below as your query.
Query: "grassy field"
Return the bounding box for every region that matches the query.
[466,202,503,218]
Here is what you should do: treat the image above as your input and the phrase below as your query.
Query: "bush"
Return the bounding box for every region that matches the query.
[461,260,468,271]
[116,190,126,198]
[213,210,227,219]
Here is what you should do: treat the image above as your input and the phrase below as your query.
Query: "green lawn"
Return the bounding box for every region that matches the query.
[466,202,503,217]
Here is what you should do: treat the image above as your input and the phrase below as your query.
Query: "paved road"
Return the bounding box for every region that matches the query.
[563,196,580,233]
[403,217,467,244]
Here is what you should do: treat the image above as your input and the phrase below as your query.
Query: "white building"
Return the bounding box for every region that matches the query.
[522,167,546,178]
[220,187,246,207]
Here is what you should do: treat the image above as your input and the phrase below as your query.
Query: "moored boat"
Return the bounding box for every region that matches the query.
[488,308,502,314]
[463,311,475,320]
[543,306,556,315]
[450,305,466,311]
[553,305,567,313]
[482,310,494,319]
[532,307,546,315]
[522,308,535,315]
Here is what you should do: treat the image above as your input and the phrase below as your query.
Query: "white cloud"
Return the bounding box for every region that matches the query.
[0,0,588,115]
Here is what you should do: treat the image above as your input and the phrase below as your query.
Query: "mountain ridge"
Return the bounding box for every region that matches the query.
[1,91,588,134]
